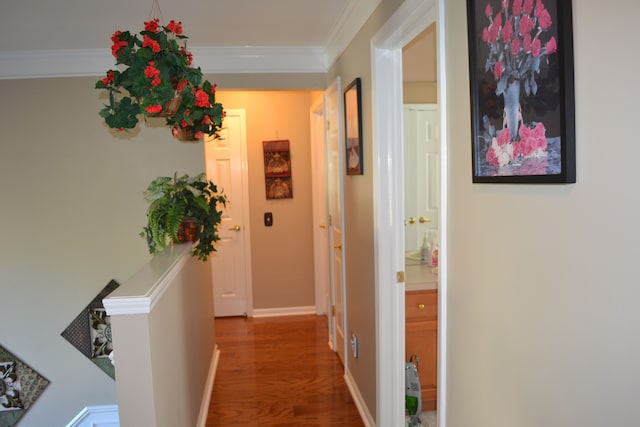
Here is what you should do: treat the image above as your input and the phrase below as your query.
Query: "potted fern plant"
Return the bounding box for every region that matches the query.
[141,173,227,261]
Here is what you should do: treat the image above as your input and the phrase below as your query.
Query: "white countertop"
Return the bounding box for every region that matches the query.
[405,257,438,291]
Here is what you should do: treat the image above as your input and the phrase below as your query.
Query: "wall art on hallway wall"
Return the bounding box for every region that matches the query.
[467,0,575,183]
[344,77,363,175]
[263,140,293,199]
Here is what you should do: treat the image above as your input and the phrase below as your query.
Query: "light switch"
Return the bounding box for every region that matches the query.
[264,212,273,227]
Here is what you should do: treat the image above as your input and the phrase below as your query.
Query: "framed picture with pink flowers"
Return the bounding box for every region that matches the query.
[467,0,575,183]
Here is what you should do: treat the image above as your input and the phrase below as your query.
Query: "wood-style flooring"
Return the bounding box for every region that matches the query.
[206,315,364,426]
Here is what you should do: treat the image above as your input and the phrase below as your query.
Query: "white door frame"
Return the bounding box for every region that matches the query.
[310,98,329,316]
[371,0,448,425]
[324,77,348,368]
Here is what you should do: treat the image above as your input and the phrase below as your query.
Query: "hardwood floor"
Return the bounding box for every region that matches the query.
[206,315,364,426]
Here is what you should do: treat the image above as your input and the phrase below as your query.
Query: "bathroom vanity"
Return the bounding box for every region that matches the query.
[405,258,438,410]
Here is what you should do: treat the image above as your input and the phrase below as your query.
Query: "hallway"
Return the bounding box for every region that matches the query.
[206,315,364,426]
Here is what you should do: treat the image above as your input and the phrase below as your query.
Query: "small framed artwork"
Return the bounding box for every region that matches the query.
[466,0,575,183]
[0,345,50,427]
[263,140,293,199]
[344,77,363,175]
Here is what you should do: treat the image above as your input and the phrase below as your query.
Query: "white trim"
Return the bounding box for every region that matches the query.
[102,297,151,315]
[233,109,255,318]
[310,97,329,316]
[192,46,328,74]
[0,47,327,80]
[370,0,439,426]
[344,369,375,427]
[251,306,317,318]
[103,244,191,316]
[196,345,221,427]
[435,1,449,426]
[324,0,382,67]
[0,49,114,80]
[371,43,406,427]
[0,0,382,80]
[66,405,119,427]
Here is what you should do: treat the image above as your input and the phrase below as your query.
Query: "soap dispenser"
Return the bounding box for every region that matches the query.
[431,242,439,267]
[420,231,431,264]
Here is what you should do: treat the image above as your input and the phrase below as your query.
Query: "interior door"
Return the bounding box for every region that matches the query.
[403,104,440,255]
[325,77,347,366]
[310,101,329,315]
[204,109,253,317]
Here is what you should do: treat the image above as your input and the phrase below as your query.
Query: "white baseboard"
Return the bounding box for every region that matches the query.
[252,306,317,318]
[345,369,375,427]
[196,345,221,427]
[66,405,119,427]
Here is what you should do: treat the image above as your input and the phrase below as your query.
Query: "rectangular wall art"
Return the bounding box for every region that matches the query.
[466,0,575,183]
[344,77,363,175]
[263,140,293,199]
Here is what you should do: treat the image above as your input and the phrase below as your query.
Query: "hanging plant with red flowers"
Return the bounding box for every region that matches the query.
[95,19,223,141]
[166,81,224,141]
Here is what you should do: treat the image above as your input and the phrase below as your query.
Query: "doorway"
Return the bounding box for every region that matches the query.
[205,109,254,317]
[371,0,448,425]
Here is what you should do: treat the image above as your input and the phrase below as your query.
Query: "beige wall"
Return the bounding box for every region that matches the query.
[0,77,206,425]
[216,90,320,310]
[445,0,640,426]
[403,81,438,104]
[403,22,438,104]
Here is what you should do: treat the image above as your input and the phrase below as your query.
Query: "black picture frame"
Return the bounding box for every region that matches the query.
[466,0,575,183]
[344,77,363,175]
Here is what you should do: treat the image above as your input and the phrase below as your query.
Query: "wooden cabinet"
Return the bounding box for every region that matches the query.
[405,289,438,411]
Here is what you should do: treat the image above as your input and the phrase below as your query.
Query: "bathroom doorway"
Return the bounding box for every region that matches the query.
[371,0,448,425]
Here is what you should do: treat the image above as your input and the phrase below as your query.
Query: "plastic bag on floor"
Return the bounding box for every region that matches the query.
[405,355,422,426]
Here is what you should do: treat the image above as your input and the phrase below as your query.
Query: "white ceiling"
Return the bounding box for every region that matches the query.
[0,0,381,79]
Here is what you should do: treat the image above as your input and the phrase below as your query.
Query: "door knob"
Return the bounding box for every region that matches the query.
[228,225,241,231]
[319,223,326,229]
[408,217,416,224]
[419,216,431,223]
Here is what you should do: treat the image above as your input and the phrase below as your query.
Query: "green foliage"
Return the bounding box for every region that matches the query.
[98,92,141,130]
[95,20,223,140]
[140,173,227,261]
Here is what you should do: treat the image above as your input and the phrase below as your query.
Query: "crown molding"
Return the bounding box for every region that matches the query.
[191,46,328,74]
[323,0,382,65]
[0,49,114,80]
[0,0,380,80]
[0,46,329,80]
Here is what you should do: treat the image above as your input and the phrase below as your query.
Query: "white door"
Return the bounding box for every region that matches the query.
[325,78,347,366]
[204,109,253,317]
[310,100,329,315]
[403,104,440,254]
